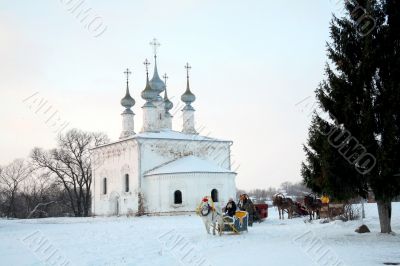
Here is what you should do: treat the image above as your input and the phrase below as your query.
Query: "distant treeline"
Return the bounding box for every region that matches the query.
[237,181,312,203]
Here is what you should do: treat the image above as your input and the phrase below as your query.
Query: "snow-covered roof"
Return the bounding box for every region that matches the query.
[134,130,229,142]
[144,155,236,176]
[92,130,231,150]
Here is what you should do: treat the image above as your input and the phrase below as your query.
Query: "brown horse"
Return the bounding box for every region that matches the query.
[304,194,322,220]
[272,193,294,219]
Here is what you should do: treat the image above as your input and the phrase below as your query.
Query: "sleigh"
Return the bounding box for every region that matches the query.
[197,197,248,236]
[254,203,268,221]
[219,211,249,235]
[320,203,344,219]
[292,201,309,217]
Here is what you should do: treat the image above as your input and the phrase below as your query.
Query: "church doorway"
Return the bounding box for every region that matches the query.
[211,189,218,202]
[110,192,120,216]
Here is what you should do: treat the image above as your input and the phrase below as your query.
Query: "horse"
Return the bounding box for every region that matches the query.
[304,194,322,220]
[196,197,224,235]
[272,193,294,219]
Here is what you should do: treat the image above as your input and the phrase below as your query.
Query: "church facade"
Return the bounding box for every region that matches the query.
[91,40,237,216]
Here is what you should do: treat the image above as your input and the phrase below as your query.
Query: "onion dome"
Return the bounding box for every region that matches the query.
[121,89,135,109]
[121,68,135,109]
[141,59,157,106]
[141,74,157,105]
[164,94,173,112]
[163,73,173,112]
[181,80,196,104]
[149,56,166,98]
[181,63,196,107]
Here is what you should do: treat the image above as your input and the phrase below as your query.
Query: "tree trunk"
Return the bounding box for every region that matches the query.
[27,201,57,219]
[377,199,392,233]
[7,192,16,218]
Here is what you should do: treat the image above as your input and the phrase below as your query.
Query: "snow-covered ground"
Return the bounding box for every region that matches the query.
[1,203,399,266]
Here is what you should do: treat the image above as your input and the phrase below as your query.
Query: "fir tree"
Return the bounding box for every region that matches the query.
[302,0,400,233]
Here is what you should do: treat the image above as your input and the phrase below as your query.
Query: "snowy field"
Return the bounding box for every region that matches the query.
[1,203,399,266]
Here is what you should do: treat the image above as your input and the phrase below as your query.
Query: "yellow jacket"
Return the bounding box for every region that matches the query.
[321,196,330,204]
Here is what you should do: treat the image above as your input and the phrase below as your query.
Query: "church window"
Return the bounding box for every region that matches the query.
[174,190,182,204]
[125,174,129,192]
[103,178,107,195]
[211,189,218,202]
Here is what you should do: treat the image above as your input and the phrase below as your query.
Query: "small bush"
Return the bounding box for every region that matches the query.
[342,202,361,221]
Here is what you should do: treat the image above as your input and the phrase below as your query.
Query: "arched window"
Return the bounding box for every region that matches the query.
[125,174,129,192]
[211,189,218,202]
[174,190,182,204]
[103,178,107,195]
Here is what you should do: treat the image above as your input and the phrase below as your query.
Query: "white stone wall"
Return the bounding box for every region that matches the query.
[120,112,135,138]
[161,114,172,130]
[141,106,157,132]
[153,98,165,130]
[92,137,235,216]
[182,109,196,134]
[144,172,236,213]
[91,139,140,216]
[138,138,234,213]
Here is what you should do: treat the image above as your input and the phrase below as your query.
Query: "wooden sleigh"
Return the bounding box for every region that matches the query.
[197,197,248,236]
[219,210,249,235]
[320,203,345,219]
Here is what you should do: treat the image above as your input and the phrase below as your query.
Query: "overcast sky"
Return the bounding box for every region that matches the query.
[0,0,343,190]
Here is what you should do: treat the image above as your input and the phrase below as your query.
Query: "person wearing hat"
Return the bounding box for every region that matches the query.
[224,198,237,217]
[238,194,255,226]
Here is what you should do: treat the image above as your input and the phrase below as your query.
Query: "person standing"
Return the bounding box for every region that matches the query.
[239,194,255,226]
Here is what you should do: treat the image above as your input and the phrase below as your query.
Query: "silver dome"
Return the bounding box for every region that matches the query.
[164,90,173,111]
[121,86,135,109]
[149,60,165,95]
[181,79,196,104]
[141,75,157,103]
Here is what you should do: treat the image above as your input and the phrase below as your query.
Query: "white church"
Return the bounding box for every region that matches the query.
[91,40,237,216]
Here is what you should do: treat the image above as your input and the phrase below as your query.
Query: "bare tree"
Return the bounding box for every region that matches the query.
[31,129,108,217]
[0,159,31,217]
[236,189,246,200]
[20,170,61,218]
[280,181,310,198]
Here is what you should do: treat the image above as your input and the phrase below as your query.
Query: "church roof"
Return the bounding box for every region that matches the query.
[144,155,235,176]
[91,130,231,151]
[134,130,230,142]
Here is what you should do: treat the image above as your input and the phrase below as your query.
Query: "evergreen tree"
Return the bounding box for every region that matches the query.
[302,116,368,201]
[302,0,400,233]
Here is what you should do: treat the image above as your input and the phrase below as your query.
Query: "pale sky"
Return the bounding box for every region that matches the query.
[0,0,342,190]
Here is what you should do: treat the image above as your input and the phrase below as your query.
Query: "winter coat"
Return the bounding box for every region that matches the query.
[225,201,237,217]
[239,198,255,225]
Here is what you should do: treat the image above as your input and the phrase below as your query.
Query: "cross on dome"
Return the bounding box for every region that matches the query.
[148,38,165,97]
[141,58,157,104]
[120,68,135,110]
[149,38,161,57]
[181,62,196,107]
[143,59,150,75]
[124,68,132,85]
[163,73,169,85]
[163,73,173,113]
[184,63,191,78]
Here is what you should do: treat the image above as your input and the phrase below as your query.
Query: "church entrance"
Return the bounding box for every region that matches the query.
[109,192,120,216]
